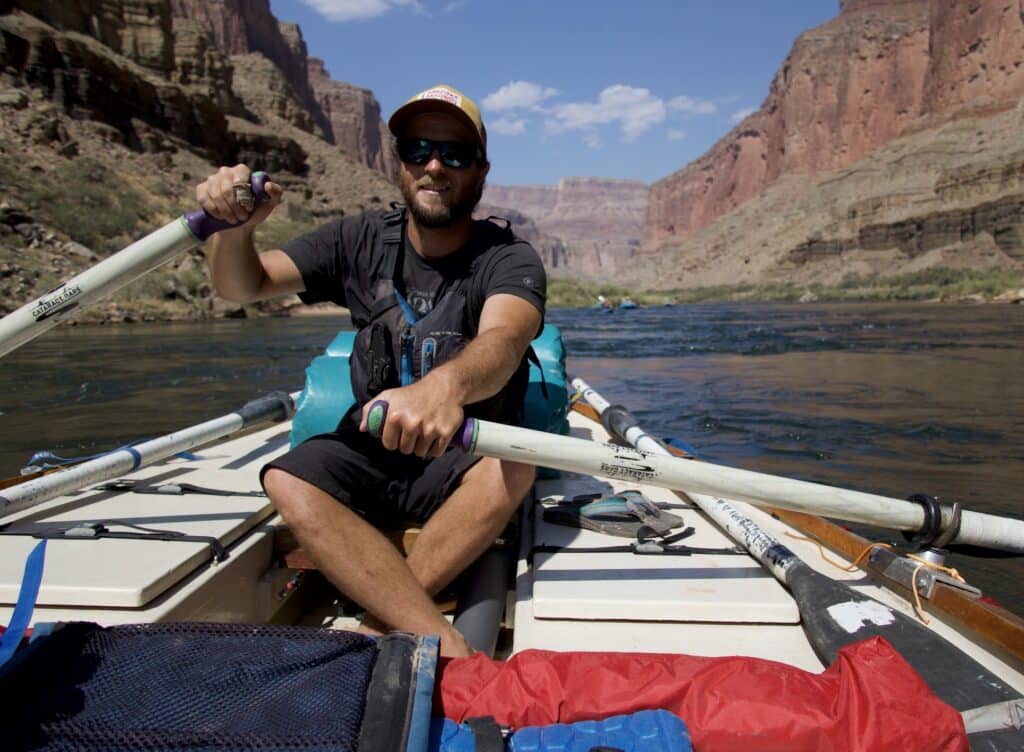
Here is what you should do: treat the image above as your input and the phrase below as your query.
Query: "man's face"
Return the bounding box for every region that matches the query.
[397,112,489,229]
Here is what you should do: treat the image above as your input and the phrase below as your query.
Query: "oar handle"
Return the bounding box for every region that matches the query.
[181,171,272,241]
[366,400,479,452]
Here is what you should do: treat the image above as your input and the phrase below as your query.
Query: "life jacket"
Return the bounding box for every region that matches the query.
[347,207,529,426]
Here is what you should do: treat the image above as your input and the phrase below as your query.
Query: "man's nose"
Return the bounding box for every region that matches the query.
[424,150,446,174]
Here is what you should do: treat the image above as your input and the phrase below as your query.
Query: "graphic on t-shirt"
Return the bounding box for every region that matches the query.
[406,289,437,318]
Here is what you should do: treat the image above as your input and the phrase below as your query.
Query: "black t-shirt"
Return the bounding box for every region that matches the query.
[283,209,547,332]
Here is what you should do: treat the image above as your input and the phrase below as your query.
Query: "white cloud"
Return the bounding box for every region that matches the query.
[731,107,757,123]
[546,85,666,143]
[442,0,467,10]
[667,129,686,141]
[300,0,424,22]
[483,81,559,112]
[668,95,717,115]
[583,132,602,149]
[490,116,527,136]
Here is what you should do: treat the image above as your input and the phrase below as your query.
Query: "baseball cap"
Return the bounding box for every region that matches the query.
[388,84,487,155]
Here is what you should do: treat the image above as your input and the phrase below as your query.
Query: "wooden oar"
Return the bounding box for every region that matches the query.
[0,390,298,519]
[0,172,272,359]
[364,401,1024,553]
[766,507,1024,671]
[563,379,1022,720]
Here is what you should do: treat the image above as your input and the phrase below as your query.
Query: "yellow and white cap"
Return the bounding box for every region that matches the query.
[388,84,487,155]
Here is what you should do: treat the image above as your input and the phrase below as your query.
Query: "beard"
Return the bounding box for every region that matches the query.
[399,172,485,229]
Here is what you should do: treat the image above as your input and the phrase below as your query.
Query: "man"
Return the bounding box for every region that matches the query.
[197,85,546,658]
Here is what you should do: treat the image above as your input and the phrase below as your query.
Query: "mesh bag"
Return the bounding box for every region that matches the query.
[0,621,378,751]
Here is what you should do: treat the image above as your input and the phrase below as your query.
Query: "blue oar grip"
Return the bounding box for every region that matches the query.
[182,171,272,241]
[366,400,478,452]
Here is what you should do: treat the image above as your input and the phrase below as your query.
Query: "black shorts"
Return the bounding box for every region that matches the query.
[261,418,481,528]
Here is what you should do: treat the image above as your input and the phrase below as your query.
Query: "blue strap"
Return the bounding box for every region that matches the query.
[23,444,201,474]
[394,290,419,388]
[0,539,47,667]
[664,437,699,458]
[394,290,419,326]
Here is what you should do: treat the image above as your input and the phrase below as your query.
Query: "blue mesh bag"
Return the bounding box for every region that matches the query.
[0,622,437,752]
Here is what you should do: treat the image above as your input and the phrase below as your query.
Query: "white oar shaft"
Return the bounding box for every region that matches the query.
[572,378,795,581]
[0,220,196,357]
[0,172,270,359]
[467,413,1024,554]
[0,391,297,519]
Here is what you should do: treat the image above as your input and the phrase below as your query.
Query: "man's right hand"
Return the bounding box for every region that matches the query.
[196,164,283,228]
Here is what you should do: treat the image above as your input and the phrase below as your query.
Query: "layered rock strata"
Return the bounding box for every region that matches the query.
[484,178,647,277]
[640,0,1024,287]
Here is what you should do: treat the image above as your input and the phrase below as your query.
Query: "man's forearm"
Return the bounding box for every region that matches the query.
[425,327,525,407]
[206,226,267,303]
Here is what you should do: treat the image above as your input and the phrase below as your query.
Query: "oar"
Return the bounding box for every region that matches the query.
[0,390,298,519]
[563,379,1022,720]
[0,172,272,359]
[365,401,1024,553]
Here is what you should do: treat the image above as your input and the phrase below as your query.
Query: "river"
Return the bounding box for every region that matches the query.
[1,302,1021,612]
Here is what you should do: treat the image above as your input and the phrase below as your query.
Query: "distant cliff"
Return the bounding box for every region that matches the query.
[638,0,1024,289]
[484,177,647,277]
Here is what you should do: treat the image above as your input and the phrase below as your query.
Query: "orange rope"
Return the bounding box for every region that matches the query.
[783,532,966,624]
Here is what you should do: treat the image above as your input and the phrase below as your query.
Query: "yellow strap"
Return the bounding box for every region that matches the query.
[783,533,966,624]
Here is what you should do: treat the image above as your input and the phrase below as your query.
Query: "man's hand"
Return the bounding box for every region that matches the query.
[359,376,464,457]
[196,164,283,228]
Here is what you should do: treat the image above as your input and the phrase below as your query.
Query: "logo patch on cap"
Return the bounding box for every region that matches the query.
[419,88,462,107]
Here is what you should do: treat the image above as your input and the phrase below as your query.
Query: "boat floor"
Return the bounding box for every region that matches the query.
[1,411,1022,695]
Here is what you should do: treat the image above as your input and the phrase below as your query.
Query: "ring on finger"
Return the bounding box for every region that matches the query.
[232,181,255,211]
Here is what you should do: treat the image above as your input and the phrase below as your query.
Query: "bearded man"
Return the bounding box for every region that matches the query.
[198,85,546,658]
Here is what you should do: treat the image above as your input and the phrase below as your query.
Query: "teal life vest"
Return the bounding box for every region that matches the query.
[289,324,570,448]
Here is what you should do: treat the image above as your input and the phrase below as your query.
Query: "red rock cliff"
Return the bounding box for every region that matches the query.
[644,0,1024,250]
[170,0,393,175]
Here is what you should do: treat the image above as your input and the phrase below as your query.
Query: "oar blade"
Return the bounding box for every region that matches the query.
[788,560,1020,712]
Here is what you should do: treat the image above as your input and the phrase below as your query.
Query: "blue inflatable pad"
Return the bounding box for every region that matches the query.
[429,717,477,752]
[511,710,692,751]
[428,710,692,752]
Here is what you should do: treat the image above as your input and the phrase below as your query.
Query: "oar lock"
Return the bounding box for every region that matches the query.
[903,493,962,557]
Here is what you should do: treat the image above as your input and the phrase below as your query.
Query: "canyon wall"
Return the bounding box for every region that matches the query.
[638,0,1024,289]
[484,177,647,277]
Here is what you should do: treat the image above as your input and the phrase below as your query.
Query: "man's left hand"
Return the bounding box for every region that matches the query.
[359,377,464,457]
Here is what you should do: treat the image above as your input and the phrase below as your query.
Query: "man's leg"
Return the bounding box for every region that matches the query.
[262,467,472,657]
[404,458,535,598]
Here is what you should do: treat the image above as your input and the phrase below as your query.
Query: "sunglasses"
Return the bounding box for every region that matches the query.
[396,137,484,169]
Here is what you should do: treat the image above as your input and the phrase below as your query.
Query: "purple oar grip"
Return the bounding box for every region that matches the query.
[453,419,477,452]
[366,399,475,452]
[182,171,272,241]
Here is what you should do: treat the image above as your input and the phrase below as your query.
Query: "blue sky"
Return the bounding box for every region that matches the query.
[269,1,838,186]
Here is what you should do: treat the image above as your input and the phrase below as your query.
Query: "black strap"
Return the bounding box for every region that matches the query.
[529,526,746,564]
[465,717,505,752]
[531,541,747,558]
[525,346,548,398]
[0,520,229,562]
[92,479,265,497]
[380,206,406,287]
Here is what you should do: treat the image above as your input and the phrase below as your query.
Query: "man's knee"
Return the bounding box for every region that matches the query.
[501,460,536,503]
[262,467,319,528]
[464,458,534,514]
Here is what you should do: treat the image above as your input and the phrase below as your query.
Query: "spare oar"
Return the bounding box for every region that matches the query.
[0,172,272,359]
[564,379,1022,722]
[0,391,297,519]
[365,400,1024,553]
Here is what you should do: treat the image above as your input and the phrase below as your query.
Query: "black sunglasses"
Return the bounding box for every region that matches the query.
[396,137,484,169]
